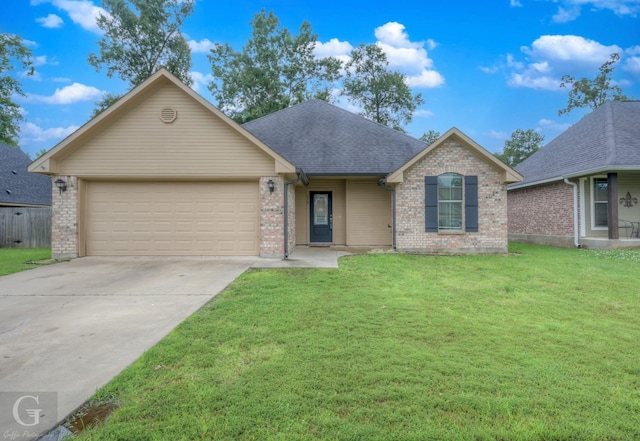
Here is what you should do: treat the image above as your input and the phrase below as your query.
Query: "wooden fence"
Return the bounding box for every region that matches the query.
[0,206,51,248]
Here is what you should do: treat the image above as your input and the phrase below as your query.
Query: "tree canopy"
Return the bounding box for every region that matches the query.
[494,128,544,168]
[420,130,441,144]
[208,10,342,123]
[0,31,33,146]
[342,44,424,131]
[558,53,628,116]
[88,0,193,114]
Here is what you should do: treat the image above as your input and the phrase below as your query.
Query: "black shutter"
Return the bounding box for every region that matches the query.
[425,176,438,232]
[465,176,478,232]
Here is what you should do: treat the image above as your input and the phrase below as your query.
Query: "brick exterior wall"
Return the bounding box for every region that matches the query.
[508,181,576,236]
[51,175,79,259]
[259,176,286,257]
[395,140,509,254]
[507,180,577,247]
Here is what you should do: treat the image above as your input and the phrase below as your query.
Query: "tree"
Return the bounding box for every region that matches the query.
[420,130,440,144]
[558,53,627,116]
[91,92,123,118]
[342,44,424,131]
[208,10,342,123]
[88,0,193,115]
[0,31,33,146]
[494,129,544,167]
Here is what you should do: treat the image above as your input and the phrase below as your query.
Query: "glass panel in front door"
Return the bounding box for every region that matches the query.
[314,194,329,225]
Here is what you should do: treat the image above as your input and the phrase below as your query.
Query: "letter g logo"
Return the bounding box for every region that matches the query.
[12,395,42,427]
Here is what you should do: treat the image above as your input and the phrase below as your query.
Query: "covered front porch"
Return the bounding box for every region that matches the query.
[579,171,640,248]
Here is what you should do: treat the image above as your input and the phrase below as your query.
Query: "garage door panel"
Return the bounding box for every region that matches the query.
[86,181,259,256]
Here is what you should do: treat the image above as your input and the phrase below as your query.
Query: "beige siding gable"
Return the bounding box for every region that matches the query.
[58,83,278,178]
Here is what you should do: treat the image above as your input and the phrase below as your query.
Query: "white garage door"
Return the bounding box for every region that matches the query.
[86,181,259,256]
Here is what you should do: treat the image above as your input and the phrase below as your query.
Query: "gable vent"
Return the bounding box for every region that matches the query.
[160,107,177,124]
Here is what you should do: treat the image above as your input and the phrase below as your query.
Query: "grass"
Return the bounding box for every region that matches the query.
[75,243,639,440]
[0,247,51,276]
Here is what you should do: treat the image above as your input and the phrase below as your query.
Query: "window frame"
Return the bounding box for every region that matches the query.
[591,175,608,230]
[425,174,478,234]
[437,173,464,232]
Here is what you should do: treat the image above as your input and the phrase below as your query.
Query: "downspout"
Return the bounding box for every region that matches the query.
[378,178,396,250]
[284,168,309,258]
[564,178,580,248]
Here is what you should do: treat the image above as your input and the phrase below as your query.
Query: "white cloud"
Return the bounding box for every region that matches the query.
[510,0,523,6]
[188,38,216,54]
[507,35,623,90]
[480,65,500,74]
[537,118,572,132]
[623,56,640,75]
[314,38,353,60]
[406,70,446,88]
[487,130,510,140]
[374,22,421,49]
[189,71,214,93]
[548,0,640,20]
[523,35,621,63]
[626,45,640,56]
[374,22,444,88]
[33,55,58,66]
[508,73,561,90]
[35,0,107,33]
[27,83,103,104]
[36,13,64,28]
[414,109,435,118]
[20,122,79,143]
[552,6,581,22]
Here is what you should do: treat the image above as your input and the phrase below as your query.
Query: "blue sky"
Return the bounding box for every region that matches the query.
[3,0,640,158]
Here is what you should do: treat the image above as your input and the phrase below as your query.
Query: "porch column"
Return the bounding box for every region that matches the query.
[607,172,619,239]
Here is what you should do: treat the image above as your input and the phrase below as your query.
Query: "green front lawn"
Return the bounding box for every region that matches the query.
[79,244,639,440]
[0,248,51,276]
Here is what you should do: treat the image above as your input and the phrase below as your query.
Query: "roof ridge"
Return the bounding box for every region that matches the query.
[310,99,430,146]
[244,99,428,148]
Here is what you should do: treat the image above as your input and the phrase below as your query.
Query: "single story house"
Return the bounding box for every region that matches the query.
[1,143,52,248]
[508,100,640,249]
[29,68,521,259]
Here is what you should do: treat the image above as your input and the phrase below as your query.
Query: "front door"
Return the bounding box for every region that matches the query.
[310,192,332,243]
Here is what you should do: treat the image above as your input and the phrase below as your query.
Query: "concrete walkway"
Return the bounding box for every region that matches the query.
[253,246,352,269]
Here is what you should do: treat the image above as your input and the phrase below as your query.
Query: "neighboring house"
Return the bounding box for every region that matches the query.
[29,69,521,259]
[1,144,52,248]
[508,100,640,249]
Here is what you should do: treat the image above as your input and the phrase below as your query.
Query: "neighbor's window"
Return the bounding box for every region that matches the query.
[593,177,608,228]
[438,173,463,231]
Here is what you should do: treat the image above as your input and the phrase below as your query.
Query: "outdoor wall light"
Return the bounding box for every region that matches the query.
[267,179,275,193]
[54,178,67,194]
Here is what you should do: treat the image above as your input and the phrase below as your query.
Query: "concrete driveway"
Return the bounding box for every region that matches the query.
[0,256,257,439]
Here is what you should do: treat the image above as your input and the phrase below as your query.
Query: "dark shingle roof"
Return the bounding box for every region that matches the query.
[243,99,427,175]
[0,144,51,206]
[513,100,640,188]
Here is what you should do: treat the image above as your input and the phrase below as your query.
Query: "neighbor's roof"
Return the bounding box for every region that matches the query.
[0,144,51,206]
[243,99,428,175]
[512,100,640,189]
